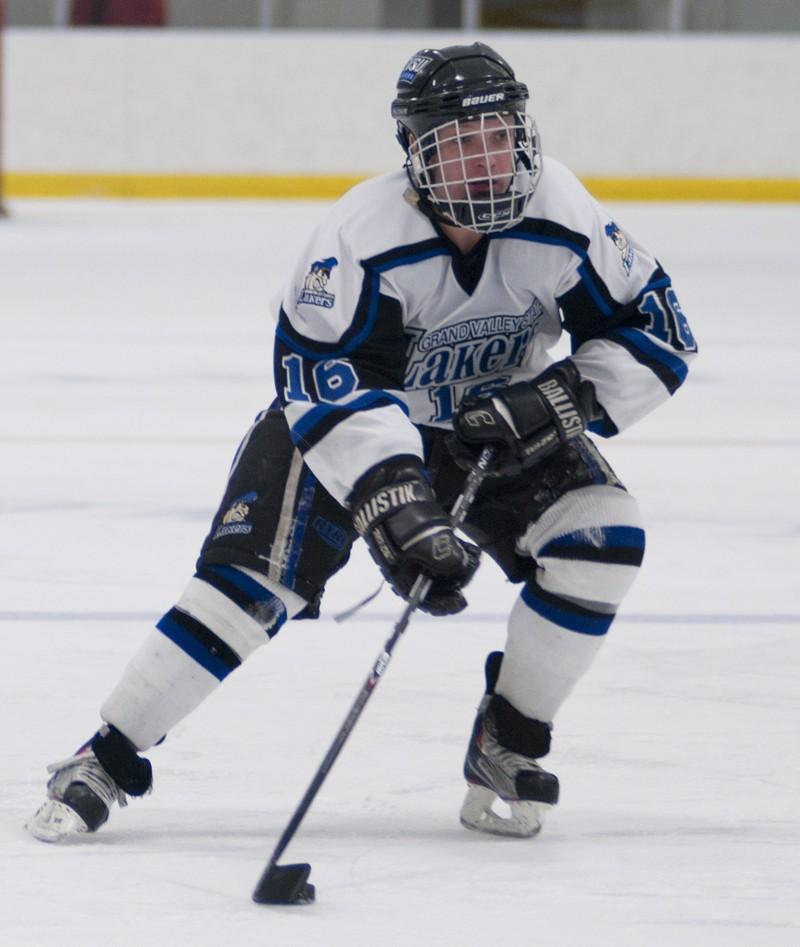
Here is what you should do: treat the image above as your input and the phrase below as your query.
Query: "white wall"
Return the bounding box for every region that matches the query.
[5,29,799,178]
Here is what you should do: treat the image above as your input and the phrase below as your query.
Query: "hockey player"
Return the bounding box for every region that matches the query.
[28,42,696,842]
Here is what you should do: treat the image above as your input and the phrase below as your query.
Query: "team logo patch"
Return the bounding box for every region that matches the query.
[399,55,433,84]
[213,491,257,539]
[604,221,634,276]
[298,256,338,309]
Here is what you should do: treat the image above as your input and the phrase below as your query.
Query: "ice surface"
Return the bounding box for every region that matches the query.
[1,198,798,946]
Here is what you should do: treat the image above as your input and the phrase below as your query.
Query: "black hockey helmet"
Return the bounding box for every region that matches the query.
[391,42,530,150]
[390,43,541,234]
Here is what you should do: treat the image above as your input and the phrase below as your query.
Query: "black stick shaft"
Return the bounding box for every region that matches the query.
[256,446,493,878]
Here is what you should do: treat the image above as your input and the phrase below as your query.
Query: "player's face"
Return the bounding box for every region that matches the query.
[428,114,516,203]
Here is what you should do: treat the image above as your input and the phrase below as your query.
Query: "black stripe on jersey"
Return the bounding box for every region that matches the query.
[276,284,404,364]
[562,264,672,347]
[348,294,406,389]
[560,280,617,345]
[274,295,405,408]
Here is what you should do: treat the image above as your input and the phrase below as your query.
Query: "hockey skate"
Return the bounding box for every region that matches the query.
[26,727,152,842]
[460,653,559,838]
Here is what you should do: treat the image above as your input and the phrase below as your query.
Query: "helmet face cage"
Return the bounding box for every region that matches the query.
[406,111,541,234]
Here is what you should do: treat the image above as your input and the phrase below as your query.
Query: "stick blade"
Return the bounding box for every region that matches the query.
[252,862,316,905]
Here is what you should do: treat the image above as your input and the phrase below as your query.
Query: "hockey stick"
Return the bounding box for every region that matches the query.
[252,445,494,905]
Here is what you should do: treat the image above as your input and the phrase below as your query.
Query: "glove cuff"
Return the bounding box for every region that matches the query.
[350,455,436,538]
[349,454,427,506]
[550,358,602,424]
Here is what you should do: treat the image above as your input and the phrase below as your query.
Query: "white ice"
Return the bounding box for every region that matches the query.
[1,198,798,946]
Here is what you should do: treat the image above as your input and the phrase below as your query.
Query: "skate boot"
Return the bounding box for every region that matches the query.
[460,652,559,838]
[26,725,152,842]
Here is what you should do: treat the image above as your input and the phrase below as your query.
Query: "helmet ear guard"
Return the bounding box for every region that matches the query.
[391,42,542,234]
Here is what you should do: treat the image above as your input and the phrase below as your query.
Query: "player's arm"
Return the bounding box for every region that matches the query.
[453,261,696,471]
[276,263,480,616]
[452,193,696,468]
[275,289,422,504]
[275,204,428,506]
[556,257,697,436]
[550,186,698,437]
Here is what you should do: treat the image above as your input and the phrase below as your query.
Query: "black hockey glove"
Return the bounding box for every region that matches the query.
[451,360,601,477]
[350,457,480,616]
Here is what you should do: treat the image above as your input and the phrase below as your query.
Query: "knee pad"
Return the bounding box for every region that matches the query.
[518,485,645,608]
[170,564,308,665]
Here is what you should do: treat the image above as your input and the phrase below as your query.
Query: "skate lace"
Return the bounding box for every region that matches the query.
[47,749,129,809]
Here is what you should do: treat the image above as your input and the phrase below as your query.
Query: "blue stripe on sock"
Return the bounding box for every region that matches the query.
[204,564,277,607]
[540,525,645,556]
[156,611,235,681]
[201,564,288,638]
[521,582,614,636]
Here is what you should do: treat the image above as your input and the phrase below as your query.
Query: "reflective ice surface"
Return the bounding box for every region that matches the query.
[1,198,798,946]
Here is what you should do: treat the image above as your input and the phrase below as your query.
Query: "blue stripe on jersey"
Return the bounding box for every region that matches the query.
[275,269,380,360]
[156,608,240,680]
[539,526,646,567]
[289,389,410,448]
[372,245,451,273]
[609,326,689,390]
[521,581,615,636]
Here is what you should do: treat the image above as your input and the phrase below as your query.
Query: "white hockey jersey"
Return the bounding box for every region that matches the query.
[274,159,697,505]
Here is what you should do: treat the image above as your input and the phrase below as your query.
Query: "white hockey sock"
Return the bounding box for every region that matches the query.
[497,484,645,723]
[100,566,307,750]
[496,589,608,722]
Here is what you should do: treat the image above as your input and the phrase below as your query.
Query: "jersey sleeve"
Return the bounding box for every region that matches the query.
[551,171,698,436]
[273,211,423,506]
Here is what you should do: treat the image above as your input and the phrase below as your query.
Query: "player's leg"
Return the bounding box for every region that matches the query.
[27,408,355,841]
[452,437,645,835]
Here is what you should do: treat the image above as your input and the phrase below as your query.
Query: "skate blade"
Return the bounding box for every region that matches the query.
[459,784,550,838]
[25,799,89,843]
